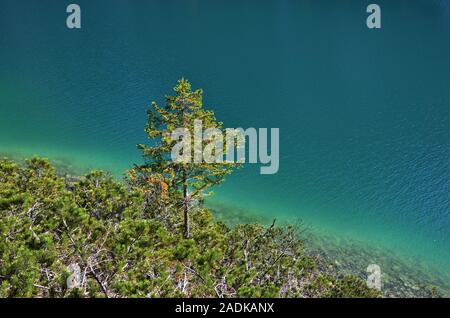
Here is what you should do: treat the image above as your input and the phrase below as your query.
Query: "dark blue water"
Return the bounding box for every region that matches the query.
[0,0,449,277]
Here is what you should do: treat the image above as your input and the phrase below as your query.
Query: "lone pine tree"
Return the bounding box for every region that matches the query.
[132,79,239,238]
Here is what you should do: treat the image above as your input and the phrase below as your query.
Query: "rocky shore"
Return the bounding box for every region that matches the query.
[210,202,450,298]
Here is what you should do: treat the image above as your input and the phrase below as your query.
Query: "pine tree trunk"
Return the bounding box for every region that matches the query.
[181,100,190,239]
[183,171,190,239]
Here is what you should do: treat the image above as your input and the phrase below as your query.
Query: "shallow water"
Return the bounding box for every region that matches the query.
[0,0,449,287]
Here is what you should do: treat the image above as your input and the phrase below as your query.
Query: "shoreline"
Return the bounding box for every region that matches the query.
[2,152,449,297]
[209,201,450,297]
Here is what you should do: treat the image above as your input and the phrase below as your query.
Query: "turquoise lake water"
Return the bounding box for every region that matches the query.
[0,0,449,283]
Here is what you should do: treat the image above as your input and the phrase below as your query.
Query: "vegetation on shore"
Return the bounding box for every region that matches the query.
[0,80,380,298]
